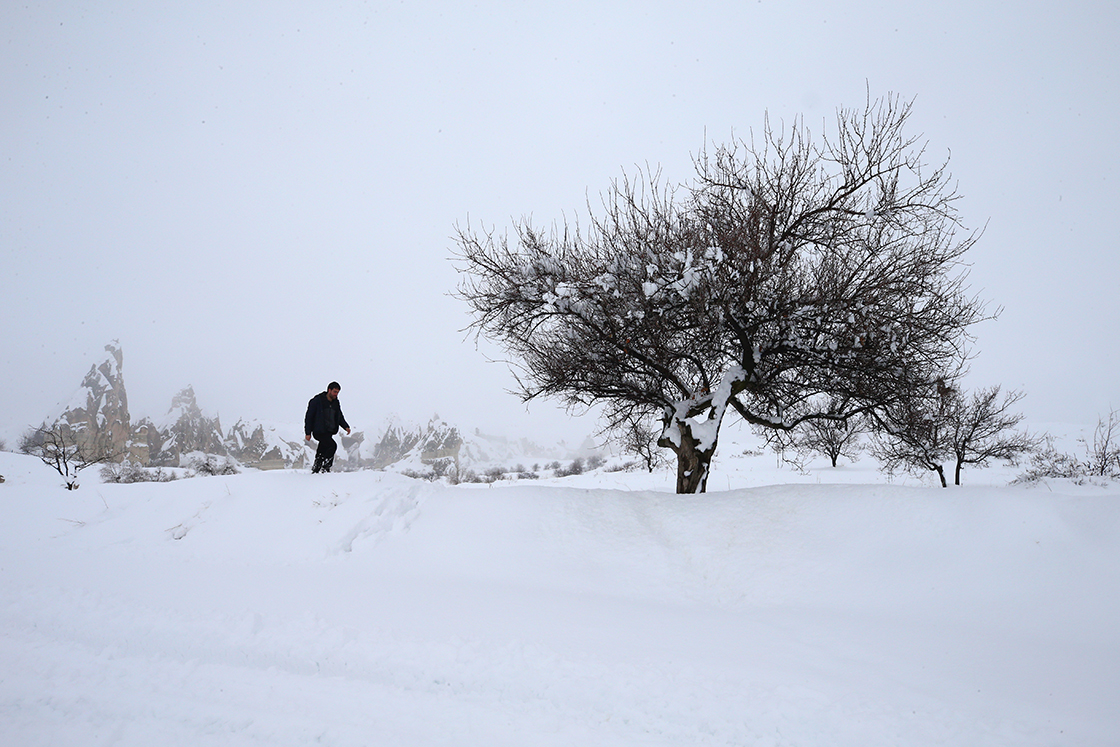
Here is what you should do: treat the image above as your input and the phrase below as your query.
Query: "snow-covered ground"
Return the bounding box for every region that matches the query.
[2,429,1118,746]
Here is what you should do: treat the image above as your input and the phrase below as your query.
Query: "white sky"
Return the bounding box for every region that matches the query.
[2,1,1117,444]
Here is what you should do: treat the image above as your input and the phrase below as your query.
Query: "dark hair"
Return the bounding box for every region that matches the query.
[328,381,341,391]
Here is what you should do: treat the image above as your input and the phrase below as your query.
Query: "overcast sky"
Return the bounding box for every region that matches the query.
[2,1,1117,445]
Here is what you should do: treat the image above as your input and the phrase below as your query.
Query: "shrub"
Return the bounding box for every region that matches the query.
[1012,437,1086,485]
[458,469,488,484]
[100,461,179,484]
[20,424,120,490]
[1013,413,1120,485]
[187,455,240,477]
[1081,409,1120,478]
[554,458,585,478]
[400,468,438,482]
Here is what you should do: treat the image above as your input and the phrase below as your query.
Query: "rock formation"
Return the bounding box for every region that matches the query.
[50,341,134,462]
[226,418,309,470]
[39,343,593,473]
[148,386,227,466]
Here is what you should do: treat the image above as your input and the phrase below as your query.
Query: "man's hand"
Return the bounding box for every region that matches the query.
[305,434,312,442]
[346,428,351,435]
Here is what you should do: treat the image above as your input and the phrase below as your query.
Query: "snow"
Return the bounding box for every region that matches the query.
[663,364,746,456]
[1,433,1118,746]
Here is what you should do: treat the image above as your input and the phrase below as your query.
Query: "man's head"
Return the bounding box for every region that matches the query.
[327,382,341,401]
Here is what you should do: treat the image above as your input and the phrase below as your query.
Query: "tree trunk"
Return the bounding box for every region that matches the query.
[663,424,717,494]
[934,464,947,488]
[954,460,962,486]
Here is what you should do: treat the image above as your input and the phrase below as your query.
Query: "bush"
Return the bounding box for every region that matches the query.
[458,469,488,484]
[1013,413,1120,485]
[427,458,456,478]
[400,468,439,482]
[1012,437,1087,485]
[20,424,120,490]
[100,461,179,484]
[554,458,585,478]
[1081,409,1120,478]
[187,456,240,477]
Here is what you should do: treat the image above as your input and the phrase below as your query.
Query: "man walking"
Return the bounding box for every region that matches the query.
[304,381,351,473]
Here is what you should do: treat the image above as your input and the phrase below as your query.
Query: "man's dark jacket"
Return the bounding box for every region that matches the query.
[305,392,350,437]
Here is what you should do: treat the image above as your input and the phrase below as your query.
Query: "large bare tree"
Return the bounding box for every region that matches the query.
[454,94,989,492]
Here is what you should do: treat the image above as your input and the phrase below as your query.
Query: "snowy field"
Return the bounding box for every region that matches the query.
[2,429,1118,746]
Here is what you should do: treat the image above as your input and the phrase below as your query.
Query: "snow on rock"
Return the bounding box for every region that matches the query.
[225,418,311,470]
[44,340,135,462]
[146,385,228,466]
[362,413,595,475]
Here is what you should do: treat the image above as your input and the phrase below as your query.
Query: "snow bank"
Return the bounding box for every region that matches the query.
[1,447,1117,745]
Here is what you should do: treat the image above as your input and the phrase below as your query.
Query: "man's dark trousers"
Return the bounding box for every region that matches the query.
[312,433,338,473]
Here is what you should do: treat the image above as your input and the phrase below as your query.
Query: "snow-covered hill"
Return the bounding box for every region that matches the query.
[1,436,1117,745]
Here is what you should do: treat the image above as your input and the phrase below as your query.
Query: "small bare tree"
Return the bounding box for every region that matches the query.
[946,386,1040,485]
[873,383,1039,486]
[763,398,866,468]
[805,417,865,468]
[870,381,955,486]
[21,424,120,490]
[1081,408,1120,478]
[612,413,668,473]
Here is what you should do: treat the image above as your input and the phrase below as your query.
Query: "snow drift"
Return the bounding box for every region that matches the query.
[1,446,1117,745]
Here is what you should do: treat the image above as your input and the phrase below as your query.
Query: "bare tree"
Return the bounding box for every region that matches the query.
[873,384,1039,487]
[946,386,1040,485]
[612,413,668,473]
[1081,408,1120,478]
[757,396,867,469]
[783,410,867,468]
[870,381,955,487]
[454,94,988,493]
[21,424,120,490]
